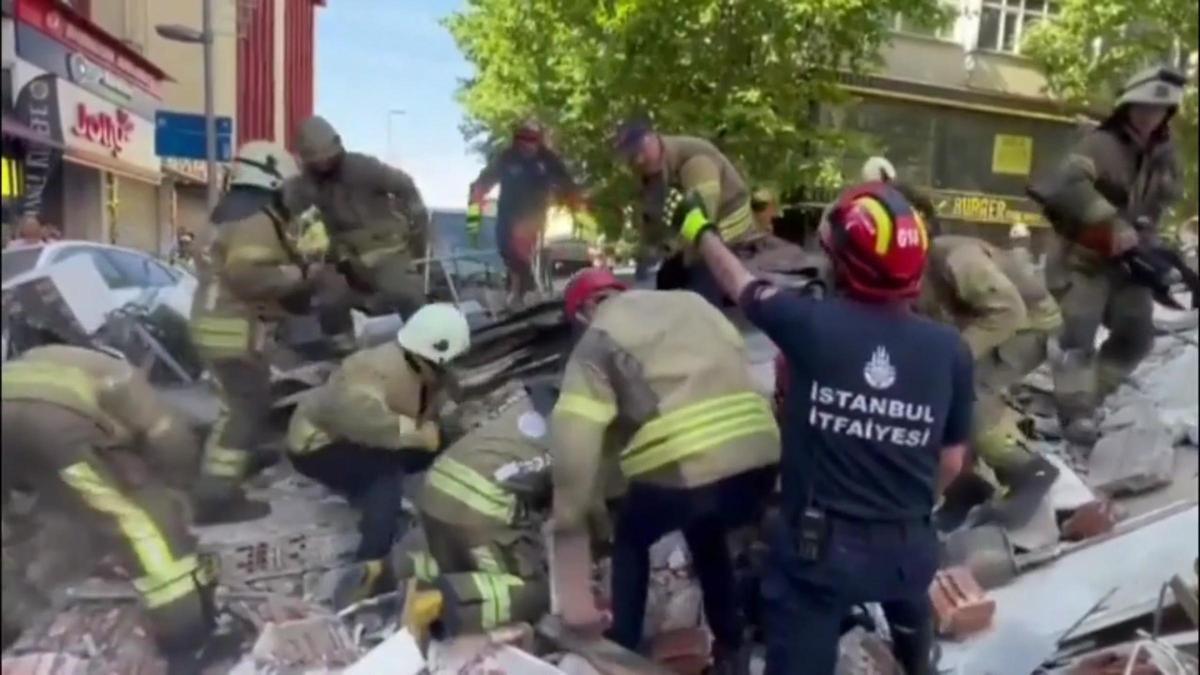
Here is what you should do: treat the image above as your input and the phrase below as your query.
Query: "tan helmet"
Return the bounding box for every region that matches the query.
[295,115,344,165]
[1115,66,1186,109]
[395,303,471,365]
[861,156,896,183]
[228,141,298,190]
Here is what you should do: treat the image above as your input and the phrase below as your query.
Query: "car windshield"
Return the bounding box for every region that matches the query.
[1,247,43,282]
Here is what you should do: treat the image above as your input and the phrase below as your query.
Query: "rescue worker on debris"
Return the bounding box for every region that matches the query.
[861,156,940,233]
[916,234,1063,529]
[286,303,470,593]
[551,268,780,672]
[1,345,214,661]
[1007,222,1036,270]
[680,182,972,675]
[752,187,780,234]
[189,141,316,524]
[467,119,590,309]
[413,378,561,634]
[1028,66,1185,446]
[614,117,764,305]
[285,114,431,325]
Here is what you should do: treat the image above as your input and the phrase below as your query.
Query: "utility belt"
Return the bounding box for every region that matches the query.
[787,503,931,562]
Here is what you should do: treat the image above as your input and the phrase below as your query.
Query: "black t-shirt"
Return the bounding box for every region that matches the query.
[743,288,973,521]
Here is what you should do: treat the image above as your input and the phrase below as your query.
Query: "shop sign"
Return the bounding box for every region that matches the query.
[163,157,229,184]
[56,77,157,174]
[13,72,63,225]
[931,190,1046,228]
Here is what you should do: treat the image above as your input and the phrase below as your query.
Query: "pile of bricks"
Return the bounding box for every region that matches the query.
[930,567,996,639]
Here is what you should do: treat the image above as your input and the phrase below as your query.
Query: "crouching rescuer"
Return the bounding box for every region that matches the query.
[410,379,562,634]
[286,303,470,592]
[550,268,780,672]
[917,234,1063,529]
[1,346,215,659]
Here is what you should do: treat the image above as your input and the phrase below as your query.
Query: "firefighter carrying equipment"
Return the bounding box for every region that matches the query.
[550,290,780,532]
[861,156,897,183]
[228,141,299,191]
[296,115,344,166]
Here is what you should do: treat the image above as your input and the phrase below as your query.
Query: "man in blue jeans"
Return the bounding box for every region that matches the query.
[673,182,972,675]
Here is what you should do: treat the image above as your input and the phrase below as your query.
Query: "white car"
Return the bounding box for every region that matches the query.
[2,241,197,318]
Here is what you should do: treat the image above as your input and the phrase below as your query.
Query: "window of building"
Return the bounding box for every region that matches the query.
[978,0,1058,54]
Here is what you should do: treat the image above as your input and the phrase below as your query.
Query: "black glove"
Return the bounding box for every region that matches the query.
[1120,245,1183,310]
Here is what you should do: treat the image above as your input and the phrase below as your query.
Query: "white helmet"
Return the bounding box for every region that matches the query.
[395,303,471,365]
[861,156,896,183]
[1115,66,1185,109]
[228,141,299,191]
[1009,222,1031,240]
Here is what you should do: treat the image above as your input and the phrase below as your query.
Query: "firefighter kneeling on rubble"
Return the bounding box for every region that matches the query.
[407,378,562,634]
[189,141,318,525]
[551,268,780,673]
[1,345,215,662]
[682,183,973,675]
[917,234,1063,530]
[286,303,470,595]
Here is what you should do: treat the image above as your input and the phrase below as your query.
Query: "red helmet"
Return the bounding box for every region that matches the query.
[564,268,627,321]
[819,182,929,302]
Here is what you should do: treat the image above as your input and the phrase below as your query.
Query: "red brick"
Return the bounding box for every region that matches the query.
[930,567,996,639]
[1062,501,1120,542]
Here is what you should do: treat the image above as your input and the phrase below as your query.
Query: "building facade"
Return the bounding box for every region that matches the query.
[0,0,321,253]
[828,0,1088,245]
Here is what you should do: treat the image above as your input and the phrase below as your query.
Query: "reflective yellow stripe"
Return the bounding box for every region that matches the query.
[202,419,249,478]
[1,361,99,410]
[472,573,521,629]
[856,197,894,255]
[59,463,196,608]
[621,393,777,477]
[225,244,285,266]
[716,201,753,241]
[427,458,516,524]
[554,393,616,425]
[286,411,332,455]
[190,316,251,355]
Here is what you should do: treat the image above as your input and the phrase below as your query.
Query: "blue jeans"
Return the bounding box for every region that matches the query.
[763,514,937,675]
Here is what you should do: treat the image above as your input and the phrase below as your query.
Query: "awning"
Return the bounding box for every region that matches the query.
[64,147,161,185]
[1,116,65,150]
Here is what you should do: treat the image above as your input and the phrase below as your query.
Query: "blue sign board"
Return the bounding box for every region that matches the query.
[155,111,234,161]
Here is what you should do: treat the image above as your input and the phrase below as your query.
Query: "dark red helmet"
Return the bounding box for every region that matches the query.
[819,182,929,303]
[564,268,627,321]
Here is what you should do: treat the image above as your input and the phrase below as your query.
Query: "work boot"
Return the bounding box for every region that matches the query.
[986,455,1060,529]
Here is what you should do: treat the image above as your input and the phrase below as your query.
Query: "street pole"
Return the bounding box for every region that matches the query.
[202,0,218,211]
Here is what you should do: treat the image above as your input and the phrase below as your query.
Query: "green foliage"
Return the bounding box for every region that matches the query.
[445,0,947,238]
[1023,0,1199,215]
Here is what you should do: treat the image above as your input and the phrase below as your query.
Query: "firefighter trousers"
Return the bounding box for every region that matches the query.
[1,401,213,653]
[1045,240,1155,423]
[290,440,434,561]
[196,354,274,499]
[972,330,1050,478]
[420,513,549,635]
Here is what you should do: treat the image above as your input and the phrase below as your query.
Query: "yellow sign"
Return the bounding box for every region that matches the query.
[932,190,1046,228]
[992,134,1033,176]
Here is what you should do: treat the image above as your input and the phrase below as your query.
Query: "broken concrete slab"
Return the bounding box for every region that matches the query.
[1087,421,1176,496]
[1046,453,1097,512]
[835,627,902,675]
[1006,495,1061,552]
[249,615,360,670]
[345,629,424,675]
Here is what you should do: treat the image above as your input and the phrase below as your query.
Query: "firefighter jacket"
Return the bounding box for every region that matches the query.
[418,400,552,532]
[917,235,1062,360]
[190,200,311,359]
[287,342,446,453]
[0,345,200,487]
[642,136,755,245]
[283,152,429,266]
[550,290,781,531]
[1029,121,1180,267]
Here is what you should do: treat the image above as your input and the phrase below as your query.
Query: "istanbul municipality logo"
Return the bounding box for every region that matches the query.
[864,346,896,390]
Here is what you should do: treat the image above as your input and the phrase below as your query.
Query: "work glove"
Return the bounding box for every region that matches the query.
[466,203,483,247]
[1119,244,1186,310]
[667,191,718,245]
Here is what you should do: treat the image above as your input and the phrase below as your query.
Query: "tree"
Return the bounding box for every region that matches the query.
[1023,0,1199,217]
[445,0,947,238]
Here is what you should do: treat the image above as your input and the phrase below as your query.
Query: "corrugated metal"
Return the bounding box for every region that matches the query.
[237,0,276,143]
[284,0,316,151]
